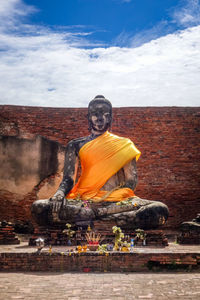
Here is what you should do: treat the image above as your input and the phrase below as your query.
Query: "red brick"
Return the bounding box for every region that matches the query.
[0,105,200,228]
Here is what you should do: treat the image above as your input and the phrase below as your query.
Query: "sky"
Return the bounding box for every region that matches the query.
[0,0,200,107]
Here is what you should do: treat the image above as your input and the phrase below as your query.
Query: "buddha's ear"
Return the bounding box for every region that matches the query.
[87,116,92,131]
[108,114,113,125]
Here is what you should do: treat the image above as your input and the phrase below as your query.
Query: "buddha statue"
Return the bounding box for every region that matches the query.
[31,95,169,229]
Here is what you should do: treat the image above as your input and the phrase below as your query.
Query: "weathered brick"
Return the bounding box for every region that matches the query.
[0,105,199,228]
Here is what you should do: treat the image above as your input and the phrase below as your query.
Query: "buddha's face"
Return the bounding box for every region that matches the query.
[88,102,112,134]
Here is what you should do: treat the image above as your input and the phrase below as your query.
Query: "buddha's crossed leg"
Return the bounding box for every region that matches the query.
[32,197,168,229]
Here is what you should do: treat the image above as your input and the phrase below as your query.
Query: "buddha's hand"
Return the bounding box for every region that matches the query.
[50,190,65,213]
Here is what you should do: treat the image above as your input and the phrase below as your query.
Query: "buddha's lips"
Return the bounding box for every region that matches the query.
[95,124,104,129]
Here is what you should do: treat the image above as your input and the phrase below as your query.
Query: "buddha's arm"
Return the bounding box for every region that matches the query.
[51,141,78,202]
[123,158,138,191]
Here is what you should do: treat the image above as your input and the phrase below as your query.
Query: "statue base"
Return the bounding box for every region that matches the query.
[29,221,168,247]
[29,226,76,246]
[0,221,20,245]
[144,230,168,247]
[177,214,200,245]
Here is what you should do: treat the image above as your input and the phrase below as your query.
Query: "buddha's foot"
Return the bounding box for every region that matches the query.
[94,197,155,218]
[100,200,169,230]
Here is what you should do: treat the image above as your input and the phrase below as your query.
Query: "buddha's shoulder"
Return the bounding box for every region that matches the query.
[66,136,89,149]
[109,132,132,143]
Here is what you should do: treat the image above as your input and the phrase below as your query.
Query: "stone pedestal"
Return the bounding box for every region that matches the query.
[29,226,78,246]
[177,214,200,245]
[29,220,168,247]
[93,221,168,247]
[92,220,116,243]
[145,230,168,247]
[0,221,20,245]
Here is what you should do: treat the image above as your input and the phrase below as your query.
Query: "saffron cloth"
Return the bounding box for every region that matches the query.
[67,131,141,202]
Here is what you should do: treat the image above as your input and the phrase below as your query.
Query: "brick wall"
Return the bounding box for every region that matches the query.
[0,105,200,228]
[0,252,199,272]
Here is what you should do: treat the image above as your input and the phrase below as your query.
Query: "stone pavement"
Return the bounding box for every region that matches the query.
[0,272,200,300]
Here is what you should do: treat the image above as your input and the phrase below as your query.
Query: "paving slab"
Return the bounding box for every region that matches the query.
[0,272,200,299]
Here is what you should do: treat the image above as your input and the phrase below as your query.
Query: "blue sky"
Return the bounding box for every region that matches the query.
[0,0,200,107]
[24,0,181,46]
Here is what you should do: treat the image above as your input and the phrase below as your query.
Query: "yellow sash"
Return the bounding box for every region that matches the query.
[67,131,141,202]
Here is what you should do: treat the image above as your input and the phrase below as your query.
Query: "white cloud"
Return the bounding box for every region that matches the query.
[172,0,200,27]
[0,0,36,30]
[114,21,170,48]
[0,0,200,107]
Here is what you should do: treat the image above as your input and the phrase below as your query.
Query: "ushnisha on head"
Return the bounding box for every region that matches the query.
[88,95,112,134]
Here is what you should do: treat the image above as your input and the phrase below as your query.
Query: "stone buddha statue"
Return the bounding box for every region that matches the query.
[32,95,169,229]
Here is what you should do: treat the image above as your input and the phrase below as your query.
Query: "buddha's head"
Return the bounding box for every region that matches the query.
[88,95,112,134]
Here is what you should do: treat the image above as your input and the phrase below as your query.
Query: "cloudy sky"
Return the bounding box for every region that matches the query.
[0,0,200,107]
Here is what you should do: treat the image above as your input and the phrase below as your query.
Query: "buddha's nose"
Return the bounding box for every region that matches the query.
[97,114,103,122]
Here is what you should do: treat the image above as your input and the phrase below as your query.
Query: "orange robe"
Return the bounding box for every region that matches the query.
[67,131,141,202]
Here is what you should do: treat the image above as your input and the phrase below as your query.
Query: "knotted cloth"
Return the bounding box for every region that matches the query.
[67,131,141,202]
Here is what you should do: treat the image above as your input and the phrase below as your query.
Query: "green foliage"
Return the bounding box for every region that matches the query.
[135,228,146,240]
[112,226,124,250]
[98,244,108,254]
[62,223,75,238]
[116,199,132,206]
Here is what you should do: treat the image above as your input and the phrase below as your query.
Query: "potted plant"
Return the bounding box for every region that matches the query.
[135,229,147,246]
[62,223,75,246]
